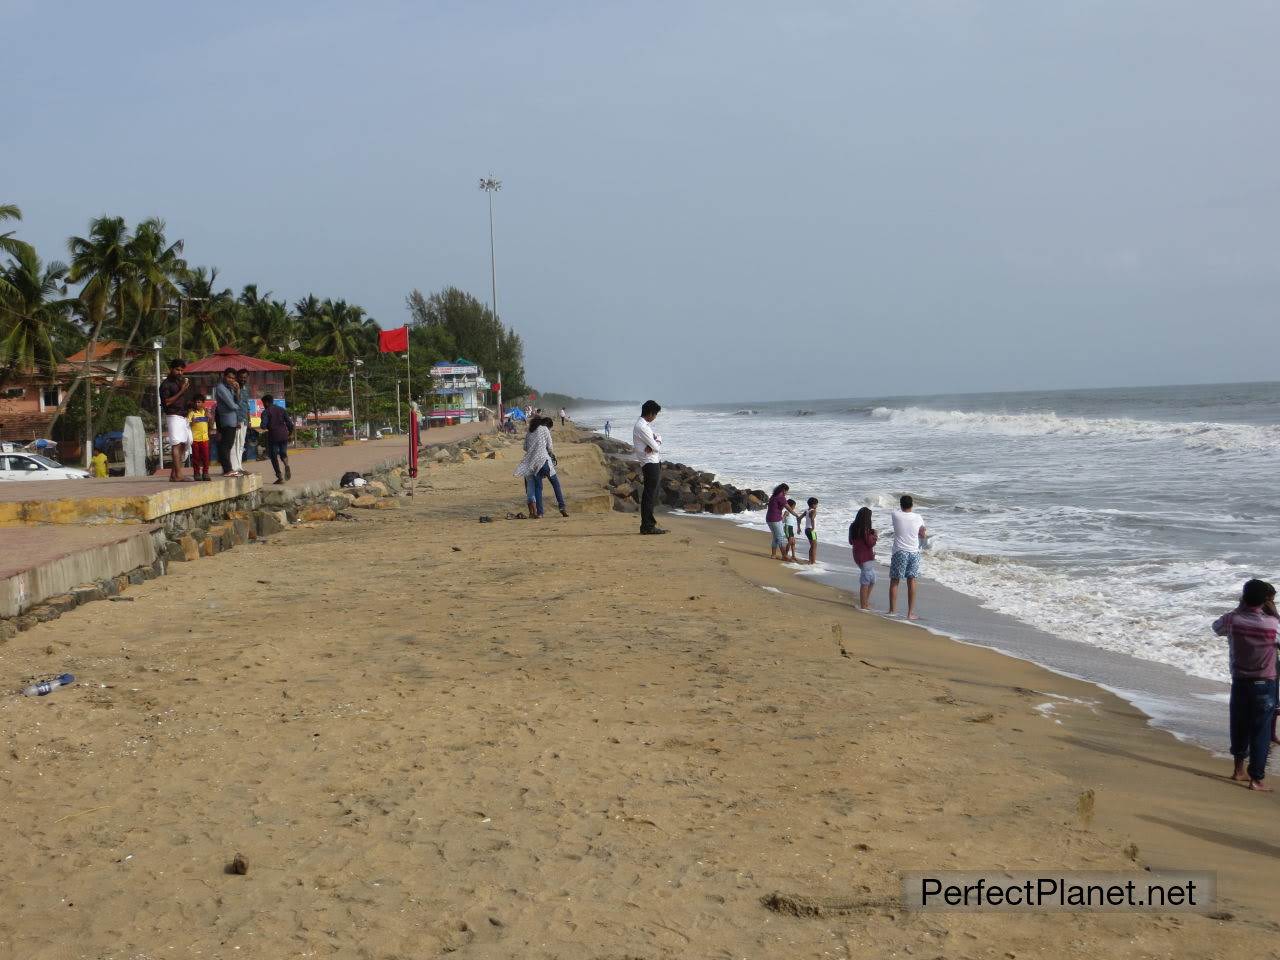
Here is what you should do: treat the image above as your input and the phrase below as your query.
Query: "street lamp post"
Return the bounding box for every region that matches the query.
[152,337,166,470]
[479,176,502,426]
[348,358,363,440]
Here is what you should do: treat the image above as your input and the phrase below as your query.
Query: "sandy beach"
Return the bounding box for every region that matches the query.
[2,427,1278,959]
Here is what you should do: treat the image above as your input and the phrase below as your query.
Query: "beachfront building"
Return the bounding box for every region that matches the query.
[0,341,138,450]
[427,358,490,426]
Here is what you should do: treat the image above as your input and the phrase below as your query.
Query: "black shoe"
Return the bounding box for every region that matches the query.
[284,463,291,481]
[559,507,569,517]
[641,527,668,535]
[273,477,284,485]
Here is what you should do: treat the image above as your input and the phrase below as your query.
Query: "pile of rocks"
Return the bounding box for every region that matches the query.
[603,456,766,516]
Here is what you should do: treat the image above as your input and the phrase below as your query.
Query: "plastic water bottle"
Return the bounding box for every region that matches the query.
[22,674,74,697]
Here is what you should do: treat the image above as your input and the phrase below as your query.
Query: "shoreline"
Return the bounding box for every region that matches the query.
[686,508,1233,754]
[587,422,1234,755]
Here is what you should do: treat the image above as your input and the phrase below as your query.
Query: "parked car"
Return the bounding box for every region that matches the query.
[0,449,91,481]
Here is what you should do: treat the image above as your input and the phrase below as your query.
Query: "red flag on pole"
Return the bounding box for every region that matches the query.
[378,326,409,353]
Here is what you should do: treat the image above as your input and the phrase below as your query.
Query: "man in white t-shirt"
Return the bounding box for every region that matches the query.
[632,399,665,535]
[889,494,927,620]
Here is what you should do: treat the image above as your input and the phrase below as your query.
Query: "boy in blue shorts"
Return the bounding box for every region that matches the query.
[889,495,926,620]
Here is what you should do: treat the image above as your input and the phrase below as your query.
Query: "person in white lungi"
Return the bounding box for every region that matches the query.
[229,367,250,474]
[157,358,192,481]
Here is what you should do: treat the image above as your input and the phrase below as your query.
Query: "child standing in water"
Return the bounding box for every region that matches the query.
[849,507,878,609]
[801,497,819,564]
[784,498,800,562]
[1213,578,1279,792]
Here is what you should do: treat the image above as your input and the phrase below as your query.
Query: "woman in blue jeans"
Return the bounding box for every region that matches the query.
[515,417,568,518]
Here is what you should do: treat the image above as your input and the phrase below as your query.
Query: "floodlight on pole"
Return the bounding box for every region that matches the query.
[479,175,503,425]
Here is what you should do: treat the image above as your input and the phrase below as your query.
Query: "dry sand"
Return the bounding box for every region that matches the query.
[1,428,1278,959]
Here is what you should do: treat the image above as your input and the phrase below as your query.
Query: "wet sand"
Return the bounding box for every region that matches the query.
[1,429,1277,958]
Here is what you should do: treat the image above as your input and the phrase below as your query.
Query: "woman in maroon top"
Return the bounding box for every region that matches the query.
[849,507,879,610]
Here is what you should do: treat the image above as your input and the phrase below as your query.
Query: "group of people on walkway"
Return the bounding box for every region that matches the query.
[159,359,294,485]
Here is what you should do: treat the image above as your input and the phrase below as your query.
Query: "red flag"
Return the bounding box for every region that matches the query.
[378,326,409,353]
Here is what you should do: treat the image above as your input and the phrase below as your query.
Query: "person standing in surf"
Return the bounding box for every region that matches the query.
[849,507,878,609]
[765,484,800,560]
[802,497,819,565]
[1213,578,1279,792]
[888,494,926,620]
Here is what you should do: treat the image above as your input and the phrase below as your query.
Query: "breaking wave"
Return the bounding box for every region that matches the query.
[868,406,1280,453]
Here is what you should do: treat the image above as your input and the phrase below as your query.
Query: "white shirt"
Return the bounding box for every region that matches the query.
[891,509,925,553]
[632,416,662,465]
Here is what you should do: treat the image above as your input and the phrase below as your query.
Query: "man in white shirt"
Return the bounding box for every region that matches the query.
[632,399,665,535]
[888,494,927,620]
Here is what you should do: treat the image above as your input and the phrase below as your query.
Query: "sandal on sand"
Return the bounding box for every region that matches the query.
[506,512,527,520]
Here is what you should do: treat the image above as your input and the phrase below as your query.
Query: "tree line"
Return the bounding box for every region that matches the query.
[0,205,529,459]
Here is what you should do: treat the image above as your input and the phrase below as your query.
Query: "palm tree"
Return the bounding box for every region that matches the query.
[0,243,73,390]
[177,265,233,355]
[308,299,376,363]
[0,204,24,301]
[67,216,136,466]
[104,218,185,394]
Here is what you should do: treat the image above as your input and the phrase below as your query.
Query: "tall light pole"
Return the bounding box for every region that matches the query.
[479,176,502,425]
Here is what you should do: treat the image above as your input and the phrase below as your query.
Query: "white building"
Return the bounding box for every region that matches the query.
[428,358,491,425]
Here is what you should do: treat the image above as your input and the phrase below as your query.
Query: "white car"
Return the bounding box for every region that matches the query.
[0,452,91,481]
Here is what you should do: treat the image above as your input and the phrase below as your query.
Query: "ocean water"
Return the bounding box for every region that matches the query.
[578,383,1280,706]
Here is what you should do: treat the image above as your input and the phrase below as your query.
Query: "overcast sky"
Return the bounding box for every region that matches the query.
[5,1,1278,403]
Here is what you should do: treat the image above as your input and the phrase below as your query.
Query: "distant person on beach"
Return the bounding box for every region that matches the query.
[849,507,878,609]
[158,358,191,482]
[603,419,611,437]
[633,400,666,535]
[187,395,212,481]
[889,495,926,619]
[802,497,819,564]
[785,499,799,562]
[1213,578,1279,792]
[230,368,251,473]
[258,394,293,485]
[765,484,798,560]
[213,367,242,478]
[559,407,567,425]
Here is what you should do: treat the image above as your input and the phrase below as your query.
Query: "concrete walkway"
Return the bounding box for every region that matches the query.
[0,420,493,618]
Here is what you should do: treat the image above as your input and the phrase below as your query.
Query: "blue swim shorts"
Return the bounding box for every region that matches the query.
[889,550,920,581]
[858,560,877,586]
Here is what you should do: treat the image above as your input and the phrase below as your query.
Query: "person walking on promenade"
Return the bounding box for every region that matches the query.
[888,495,927,620]
[229,368,251,473]
[258,394,293,484]
[213,367,241,478]
[1213,578,1280,791]
[158,358,192,482]
[849,507,878,610]
[187,394,212,480]
[765,484,799,560]
[633,400,666,535]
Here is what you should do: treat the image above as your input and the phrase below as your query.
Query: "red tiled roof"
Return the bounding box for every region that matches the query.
[66,341,136,363]
[185,346,291,373]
